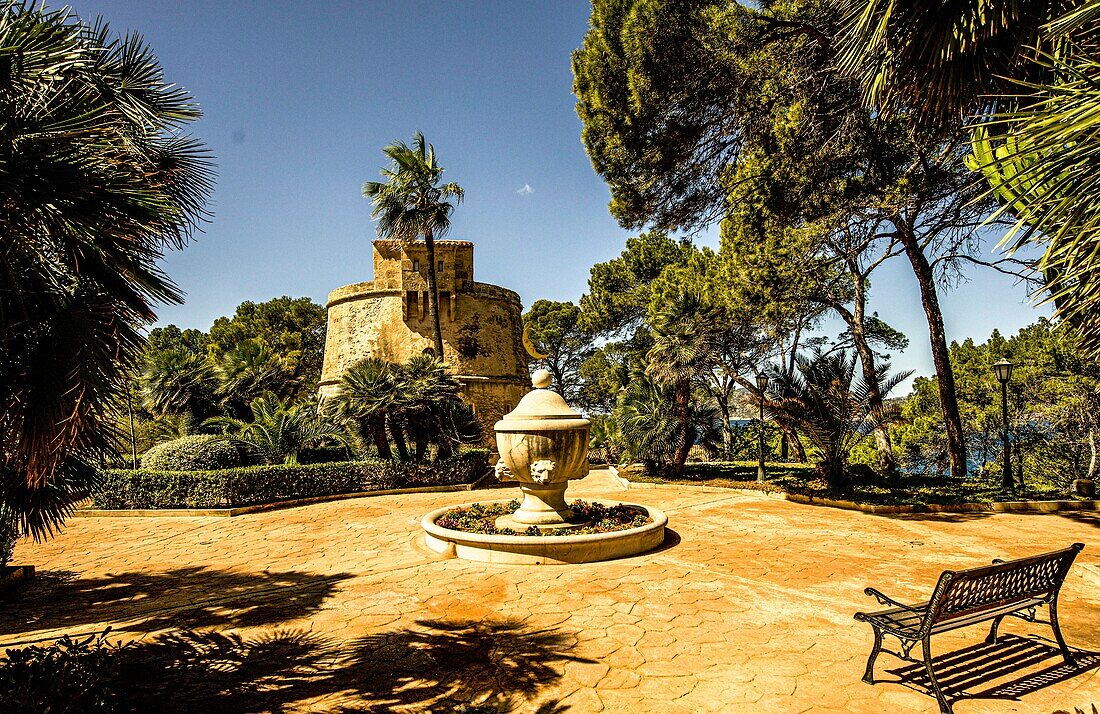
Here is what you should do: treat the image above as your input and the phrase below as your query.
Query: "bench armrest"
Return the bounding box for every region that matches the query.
[991,558,1005,565]
[864,587,922,612]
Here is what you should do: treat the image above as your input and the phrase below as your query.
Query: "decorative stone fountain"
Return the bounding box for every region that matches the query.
[421,369,667,565]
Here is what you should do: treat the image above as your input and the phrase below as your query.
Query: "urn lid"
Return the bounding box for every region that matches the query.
[494,369,590,432]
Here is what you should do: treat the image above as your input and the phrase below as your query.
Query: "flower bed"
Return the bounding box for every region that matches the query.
[434,499,650,536]
[92,450,489,510]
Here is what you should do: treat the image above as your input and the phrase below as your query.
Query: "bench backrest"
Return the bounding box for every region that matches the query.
[922,543,1084,632]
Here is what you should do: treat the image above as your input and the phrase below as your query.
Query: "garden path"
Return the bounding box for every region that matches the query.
[3,468,1098,712]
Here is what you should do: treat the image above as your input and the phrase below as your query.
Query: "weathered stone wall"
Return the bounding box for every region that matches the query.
[319,241,530,445]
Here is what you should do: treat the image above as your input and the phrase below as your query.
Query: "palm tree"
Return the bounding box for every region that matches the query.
[394,353,476,460]
[837,0,1100,352]
[363,132,464,357]
[205,393,346,466]
[141,350,220,432]
[216,339,296,417]
[326,357,398,459]
[644,292,723,479]
[766,350,911,488]
[0,4,213,540]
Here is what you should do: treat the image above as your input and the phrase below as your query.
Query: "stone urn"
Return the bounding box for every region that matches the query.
[1075,478,1096,499]
[494,369,590,526]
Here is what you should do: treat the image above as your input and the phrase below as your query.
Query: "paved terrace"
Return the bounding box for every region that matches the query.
[3,469,1098,713]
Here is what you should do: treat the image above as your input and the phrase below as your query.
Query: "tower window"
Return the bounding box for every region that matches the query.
[438,260,444,273]
[413,259,421,272]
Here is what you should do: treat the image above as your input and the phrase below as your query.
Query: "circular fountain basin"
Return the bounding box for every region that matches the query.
[421,499,667,565]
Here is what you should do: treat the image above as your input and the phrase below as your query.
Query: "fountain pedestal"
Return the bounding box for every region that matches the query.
[420,369,669,565]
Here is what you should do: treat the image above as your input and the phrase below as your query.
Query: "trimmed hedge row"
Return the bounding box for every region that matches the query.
[93,450,490,510]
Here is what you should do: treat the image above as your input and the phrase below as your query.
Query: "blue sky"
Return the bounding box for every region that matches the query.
[76,0,1047,385]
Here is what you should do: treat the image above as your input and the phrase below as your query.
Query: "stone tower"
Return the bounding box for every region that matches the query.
[319,240,529,439]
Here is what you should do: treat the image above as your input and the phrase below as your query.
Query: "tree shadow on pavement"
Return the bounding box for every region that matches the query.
[1059,512,1100,530]
[0,567,353,637]
[882,634,1100,711]
[111,618,587,712]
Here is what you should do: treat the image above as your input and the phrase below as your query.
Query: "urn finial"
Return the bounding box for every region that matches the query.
[532,368,552,389]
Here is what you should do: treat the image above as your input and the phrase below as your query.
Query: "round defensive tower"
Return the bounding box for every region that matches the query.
[319,240,530,441]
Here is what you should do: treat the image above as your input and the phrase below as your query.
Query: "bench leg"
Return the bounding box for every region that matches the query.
[1049,600,1076,666]
[922,637,953,714]
[862,628,883,684]
[985,614,1005,644]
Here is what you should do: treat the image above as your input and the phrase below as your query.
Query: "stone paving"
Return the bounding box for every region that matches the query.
[2,469,1098,713]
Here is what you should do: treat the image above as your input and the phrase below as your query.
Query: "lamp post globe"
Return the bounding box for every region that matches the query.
[993,358,1014,494]
[756,372,769,482]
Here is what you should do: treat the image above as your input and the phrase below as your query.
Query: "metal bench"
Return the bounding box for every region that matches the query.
[854,542,1084,713]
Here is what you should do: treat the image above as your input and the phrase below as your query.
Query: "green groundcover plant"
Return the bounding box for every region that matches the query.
[435,499,650,537]
[93,450,489,509]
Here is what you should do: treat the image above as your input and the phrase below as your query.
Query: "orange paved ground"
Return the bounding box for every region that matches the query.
[2,468,1098,713]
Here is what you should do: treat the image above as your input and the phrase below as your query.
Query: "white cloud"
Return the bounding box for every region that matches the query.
[516,184,534,196]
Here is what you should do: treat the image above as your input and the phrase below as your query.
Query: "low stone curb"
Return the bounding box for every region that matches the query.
[74,477,492,519]
[611,469,1100,516]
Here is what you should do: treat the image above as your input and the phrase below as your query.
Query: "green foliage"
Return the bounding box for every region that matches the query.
[141,349,220,426]
[0,504,17,568]
[140,435,250,472]
[897,318,1100,484]
[522,300,594,402]
[767,350,911,487]
[434,500,649,537]
[837,0,1100,353]
[0,3,213,541]
[204,393,346,465]
[207,297,327,398]
[580,231,692,336]
[326,355,481,461]
[362,131,464,357]
[94,450,490,510]
[0,630,125,713]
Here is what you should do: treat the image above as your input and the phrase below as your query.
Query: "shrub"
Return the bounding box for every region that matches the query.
[140,435,250,471]
[0,506,17,569]
[94,450,490,510]
[0,630,125,713]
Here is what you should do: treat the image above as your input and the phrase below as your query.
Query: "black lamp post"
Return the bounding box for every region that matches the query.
[756,372,769,482]
[993,358,1014,494]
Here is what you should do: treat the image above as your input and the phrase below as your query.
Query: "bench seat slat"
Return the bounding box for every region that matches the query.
[857,597,1047,638]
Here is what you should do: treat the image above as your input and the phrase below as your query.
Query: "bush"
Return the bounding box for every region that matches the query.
[140,435,251,471]
[0,507,17,569]
[0,630,124,713]
[94,450,490,509]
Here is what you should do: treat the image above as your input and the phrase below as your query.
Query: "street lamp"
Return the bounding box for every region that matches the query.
[993,358,1014,494]
[756,372,770,482]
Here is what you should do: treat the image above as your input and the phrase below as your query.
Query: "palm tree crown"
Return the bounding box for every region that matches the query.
[363,132,464,357]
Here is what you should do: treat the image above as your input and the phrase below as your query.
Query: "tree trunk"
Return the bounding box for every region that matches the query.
[897,223,968,478]
[716,396,734,459]
[423,230,446,358]
[780,425,807,462]
[845,274,897,476]
[371,417,391,460]
[1088,428,1097,480]
[671,377,692,479]
[388,414,410,461]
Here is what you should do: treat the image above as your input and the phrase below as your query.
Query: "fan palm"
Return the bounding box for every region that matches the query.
[837,0,1100,352]
[204,393,345,466]
[766,350,911,488]
[216,339,296,416]
[0,4,213,539]
[394,354,474,460]
[645,292,723,479]
[325,357,398,459]
[141,350,220,431]
[362,132,464,358]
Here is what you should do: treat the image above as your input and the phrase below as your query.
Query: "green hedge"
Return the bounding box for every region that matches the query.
[93,449,489,510]
[140,435,251,471]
